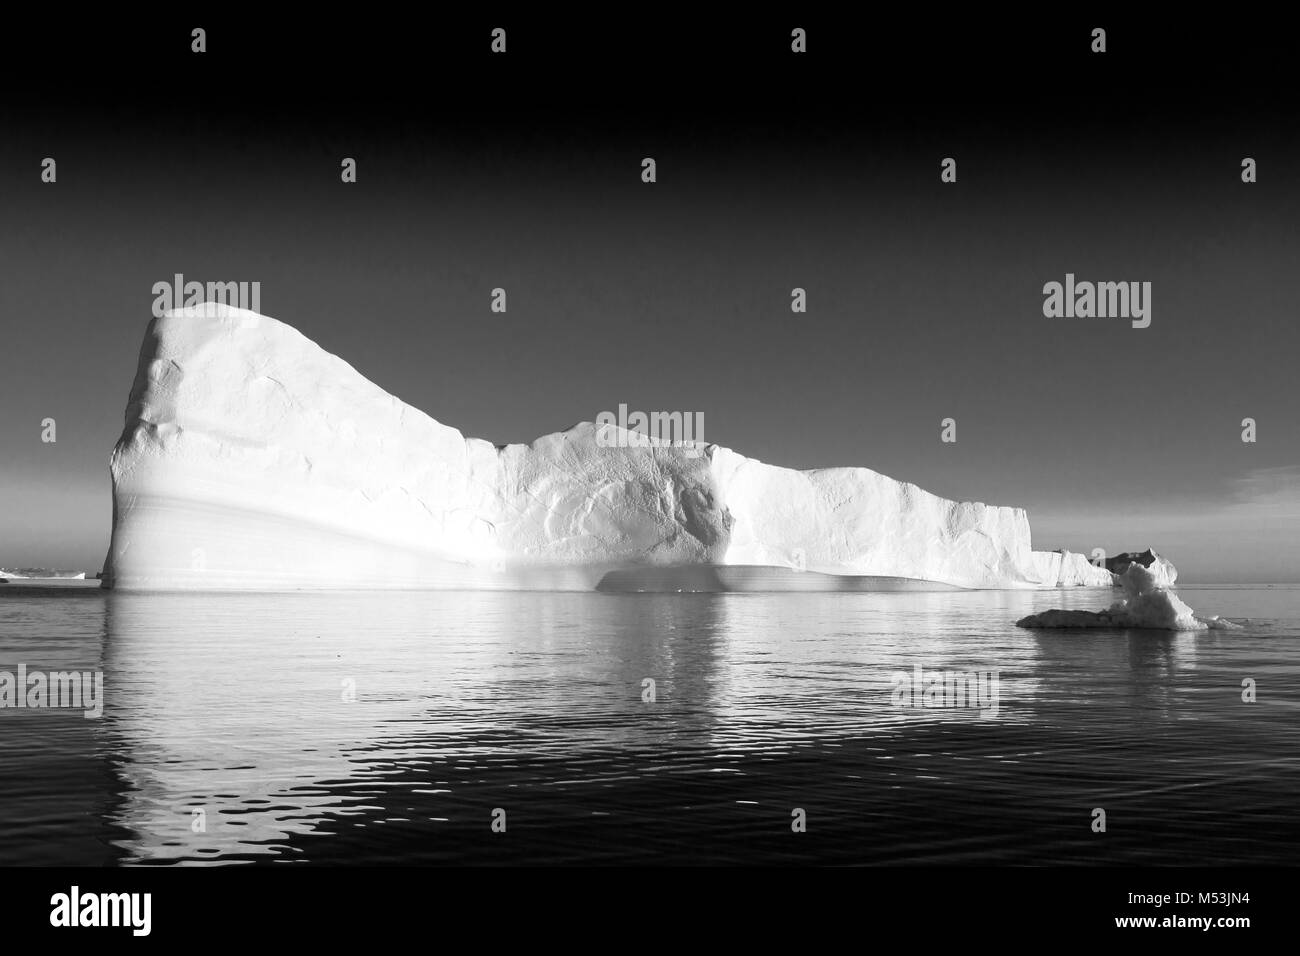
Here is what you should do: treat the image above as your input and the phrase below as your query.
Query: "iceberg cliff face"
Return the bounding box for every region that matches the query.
[103,306,1122,591]
[1029,550,1117,588]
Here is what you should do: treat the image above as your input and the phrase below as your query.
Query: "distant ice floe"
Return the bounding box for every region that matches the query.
[1017,562,1242,631]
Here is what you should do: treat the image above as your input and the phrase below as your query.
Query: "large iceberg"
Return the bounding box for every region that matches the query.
[103,305,1125,592]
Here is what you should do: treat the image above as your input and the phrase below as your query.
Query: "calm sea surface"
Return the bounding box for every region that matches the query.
[0,584,1296,865]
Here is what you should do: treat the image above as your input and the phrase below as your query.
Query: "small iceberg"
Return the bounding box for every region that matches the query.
[1017,562,1242,631]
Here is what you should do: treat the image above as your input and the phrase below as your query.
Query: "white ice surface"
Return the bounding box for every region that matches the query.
[103,306,1147,591]
[1016,563,1241,631]
[1027,550,1116,588]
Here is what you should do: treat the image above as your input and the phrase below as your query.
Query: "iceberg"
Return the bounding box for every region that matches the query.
[1017,563,1241,631]
[1105,548,1178,588]
[102,305,1134,592]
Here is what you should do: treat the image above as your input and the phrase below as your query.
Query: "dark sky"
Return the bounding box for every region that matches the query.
[1,13,1296,581]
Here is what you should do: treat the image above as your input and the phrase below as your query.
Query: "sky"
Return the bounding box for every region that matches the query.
[0,13,1296,582]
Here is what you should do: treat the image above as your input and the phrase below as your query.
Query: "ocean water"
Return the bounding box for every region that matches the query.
[0,583,1295,866]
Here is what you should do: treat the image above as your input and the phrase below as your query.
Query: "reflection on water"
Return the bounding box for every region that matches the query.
[0,586,1296,865]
